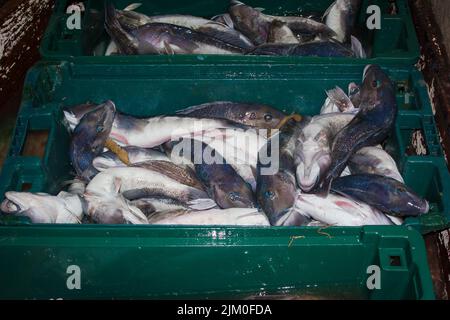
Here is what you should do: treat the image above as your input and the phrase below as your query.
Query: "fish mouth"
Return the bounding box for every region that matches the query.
[1,198,19,213]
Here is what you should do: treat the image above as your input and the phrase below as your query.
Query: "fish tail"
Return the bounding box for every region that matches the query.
[104,3,138,54]
[187,198,217,210]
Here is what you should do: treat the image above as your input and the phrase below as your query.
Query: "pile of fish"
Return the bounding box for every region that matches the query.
[99,0,366,57]
[0,65,429,226]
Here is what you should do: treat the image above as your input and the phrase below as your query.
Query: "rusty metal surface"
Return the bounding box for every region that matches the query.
[410,0,450,300]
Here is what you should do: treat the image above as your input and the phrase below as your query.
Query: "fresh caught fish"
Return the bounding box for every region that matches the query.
[130,197,192,215]
[115,8,254,50]
[105,5,245,55]
[190,141,255,208]
[64,103,242,149]
[331,174,429,217]
[257,121,308,226]
[93,146,169,171]
[147,207,269,226]
[294,113,354,192]
[323,0,362,43]
[86,166,211,207]
[1,191,84,224]
[319,65,397,191]
[292,192,393,226]
[229,0,336,45]
[70,100,116,180]
[84,191,148,224]
[175,101,287,129]
[267,20,299,44]
[348,146,404,182]
[249,40,355,57]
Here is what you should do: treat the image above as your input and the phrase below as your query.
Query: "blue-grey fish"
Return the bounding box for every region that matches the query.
[70,100,116,180]
[257,121,309,226]
[229,0,336,45]
[175,101,287,129]
[318,65,397,192]
[105,4,245,55]
[331,174,429,217]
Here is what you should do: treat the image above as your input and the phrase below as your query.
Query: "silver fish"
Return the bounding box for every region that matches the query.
[146,207,270,226]
[1,191,84,224]
[348,146,404,182]
[229,0,336,45]
[294,113,354,192]
[93,146,169,171]
[292,192,393,226]
[323,0,362,43]
[105,5,246,55]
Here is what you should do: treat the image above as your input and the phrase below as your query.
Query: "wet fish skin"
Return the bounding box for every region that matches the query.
[105,5,245,55]
[319,65,397,191]
[147,207,270,226]
[294,113,354,192]
[249,41,354,57]
[256,121,306,225]
[324,0,362,43]
[292,192,393,226]
[267,20,299,44]
[193,142,255,209]
[1,191,84,224]
[229,0,336,45]
[93,146,169,171]
[70,100,116,180]
[175,101,287,129]
[331,174,429,217]
[348,146,404,182]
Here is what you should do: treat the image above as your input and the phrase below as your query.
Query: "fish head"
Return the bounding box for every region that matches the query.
[212,180,255,209]
[256,171,297,225]
[63,102,98,130]
[238,105,287,129]
[1,192,69,223]
[295,132,331,192]
[75,100,116,144]
[360,65,394,108]
[386,181,429,216]
[85,192,147,224]
[229,1,268,44]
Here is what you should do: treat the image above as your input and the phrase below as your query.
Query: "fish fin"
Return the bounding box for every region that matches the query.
[322,0,337,20]
[175,101,233,115]
[124,204,149,224]
[230,0,244,6]
[187,198,218,210]
[104,4,139,54]
[113,177,122,194]
[222,13,234,28]
[326,86,355,112]
[351,35,366,58]
[123,3,142,11]
[163,41,175,55]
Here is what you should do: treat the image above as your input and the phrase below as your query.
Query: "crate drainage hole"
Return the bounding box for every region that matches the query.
[21,130,49,158]
[389,256,402,267]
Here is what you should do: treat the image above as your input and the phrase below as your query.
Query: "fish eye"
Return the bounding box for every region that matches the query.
[372,80,381,88]
[228,192,240,201]
[264,190,275,200]
[96,125,104,133]
[264,114,273,122]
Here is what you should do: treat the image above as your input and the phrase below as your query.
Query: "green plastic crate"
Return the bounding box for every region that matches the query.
[40,0,420,65]
[0,62,445,299]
